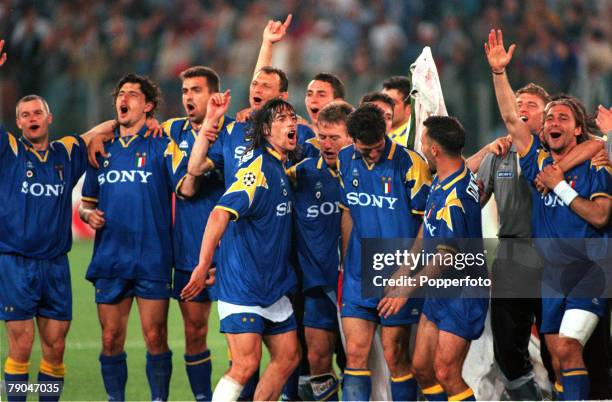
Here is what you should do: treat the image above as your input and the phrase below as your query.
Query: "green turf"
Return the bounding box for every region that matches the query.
[0,240,257,401]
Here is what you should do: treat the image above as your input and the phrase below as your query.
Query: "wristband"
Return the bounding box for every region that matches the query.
[553,180,578,206]
[492,69,505,75]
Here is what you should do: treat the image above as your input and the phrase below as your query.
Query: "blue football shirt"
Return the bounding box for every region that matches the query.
[519,135,612,263]
[288,156,342,291]
[161,115,233,271]
[214,146,297,307]
[338,137,431,307]
[423,163,485,258]
[208,120,316,185]
[0,126,87,259]
[82,125,187,282]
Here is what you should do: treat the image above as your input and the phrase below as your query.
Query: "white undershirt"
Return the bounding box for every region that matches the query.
[217,295,293,322]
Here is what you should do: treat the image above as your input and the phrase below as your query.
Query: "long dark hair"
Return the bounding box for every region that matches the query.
[246,98,300,162]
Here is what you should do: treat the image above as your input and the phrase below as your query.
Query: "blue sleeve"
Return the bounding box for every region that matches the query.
[160,119,179,143]
[298,124,316,146]
[82,165,99,203]
[208,128,225,171]
[404,150,432,215]
[589,165,612,201]
[337,156,349,209]
[518,134,543,183]
[54,135,88,186]
[299,125,320,160]
[0,126,19,159]
[301,140,320,159]
[435,201,471,253]
[220,115,235,131]
[163,139,188,193]
[285,158,304,187]
[216,155,267,220]
[438,203,468,238]
[0,125,7,155]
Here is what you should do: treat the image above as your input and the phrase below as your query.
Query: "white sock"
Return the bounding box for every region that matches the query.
[212,375,244,402]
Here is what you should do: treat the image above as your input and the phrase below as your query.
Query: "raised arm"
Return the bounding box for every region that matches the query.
[252,14,292,79]
[485,29,532,153]
[187,90,231,178]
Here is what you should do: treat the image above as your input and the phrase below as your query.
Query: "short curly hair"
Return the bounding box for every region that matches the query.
[346,104,386,145]
[112,73,161,118]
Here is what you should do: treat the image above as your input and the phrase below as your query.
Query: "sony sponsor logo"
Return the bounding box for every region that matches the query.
[21,182,65,197]
[97,170,153,185]
[276,201,293,216]
[542,193,565,208]
[346,192,398,210]
[306,201,341,218]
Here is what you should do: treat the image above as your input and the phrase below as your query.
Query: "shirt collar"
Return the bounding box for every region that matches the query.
[20,136,37,149]
[183,117,222,135]
[265,144,284,162]
[182,119,193,133]
[317,156,324,169]
[389,119,410,138]
[437,162,468,191]
[113,124,148,139]
[317,155,339,177]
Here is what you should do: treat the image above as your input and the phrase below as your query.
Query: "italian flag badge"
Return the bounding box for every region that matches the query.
[382,176,391,194]
[136,152,147,167]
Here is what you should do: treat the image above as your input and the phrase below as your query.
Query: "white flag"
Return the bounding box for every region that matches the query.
[410,46,448,157]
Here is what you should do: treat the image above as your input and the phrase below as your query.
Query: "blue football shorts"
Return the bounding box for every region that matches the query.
[220,312,297,335]
[0,253,72,321]
[94,277,172,304]
[303,287,338,331]
[172,268,213,302]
